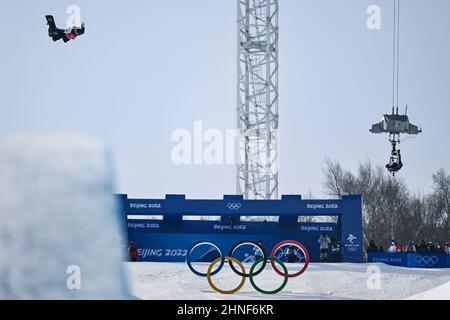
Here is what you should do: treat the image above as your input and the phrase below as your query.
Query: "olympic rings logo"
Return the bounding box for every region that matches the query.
[226,203,242,210]
[415,255,439,267]
[186,240,310,294]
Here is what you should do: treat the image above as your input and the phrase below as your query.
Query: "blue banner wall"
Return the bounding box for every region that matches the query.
[128,220,339,262]
[368,253,450,268]
[367,252,408,267]
[407,254,448,268]
[119,194,364,263]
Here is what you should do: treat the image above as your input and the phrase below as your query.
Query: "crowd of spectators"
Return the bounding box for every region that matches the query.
[367,239,450,255]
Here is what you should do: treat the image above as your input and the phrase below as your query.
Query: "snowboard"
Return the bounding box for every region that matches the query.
[45,15,56,32]
[45,15,60,39]
[46,15,67,42]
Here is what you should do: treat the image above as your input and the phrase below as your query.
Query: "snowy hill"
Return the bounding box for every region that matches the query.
[125,262,450,300]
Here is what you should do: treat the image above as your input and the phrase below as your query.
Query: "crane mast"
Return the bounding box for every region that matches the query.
[236,0,279,199]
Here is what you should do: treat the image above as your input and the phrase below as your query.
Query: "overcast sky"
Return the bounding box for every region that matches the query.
[1,0,449,199]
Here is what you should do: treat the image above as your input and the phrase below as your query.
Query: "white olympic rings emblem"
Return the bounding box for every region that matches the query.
[415,255,439,267]
[227,203,242,210]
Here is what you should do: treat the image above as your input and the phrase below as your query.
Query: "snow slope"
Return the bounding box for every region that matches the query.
[125,262,450,300]
[406,280,450,300]
[0,135,128,299]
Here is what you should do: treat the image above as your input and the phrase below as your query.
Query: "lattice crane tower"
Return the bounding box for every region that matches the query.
[236,0,279,199]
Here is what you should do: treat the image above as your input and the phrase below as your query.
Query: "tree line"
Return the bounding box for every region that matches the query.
[322,159,450,248]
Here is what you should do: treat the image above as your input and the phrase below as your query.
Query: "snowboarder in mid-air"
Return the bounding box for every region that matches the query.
[46,15,85,43]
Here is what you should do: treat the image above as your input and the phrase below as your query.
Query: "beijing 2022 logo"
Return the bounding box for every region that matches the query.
[345,234,360,253]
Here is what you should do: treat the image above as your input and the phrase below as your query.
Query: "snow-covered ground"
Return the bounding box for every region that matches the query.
[125,262,450,300]
[406,280,450,300]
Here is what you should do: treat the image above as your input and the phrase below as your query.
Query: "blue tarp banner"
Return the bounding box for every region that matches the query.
[368,252,450,268]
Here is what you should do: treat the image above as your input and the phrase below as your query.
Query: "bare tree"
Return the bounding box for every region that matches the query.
[322,158,344,197]
[322,159,449,249]
[429,169,450,241]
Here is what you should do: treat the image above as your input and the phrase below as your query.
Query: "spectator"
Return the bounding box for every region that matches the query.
[428,242,437,253]
[418,240,428,254]
[367,240,378,253]
[285,245,297,263]
[366,239,450,255]
[318,233,331,262]
[405,241,416,253]
[331,236,341,263]
[128,240,139,262]
[388,241,397,253]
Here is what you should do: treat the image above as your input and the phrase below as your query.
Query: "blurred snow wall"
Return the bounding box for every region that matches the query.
[0,134,129,299]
